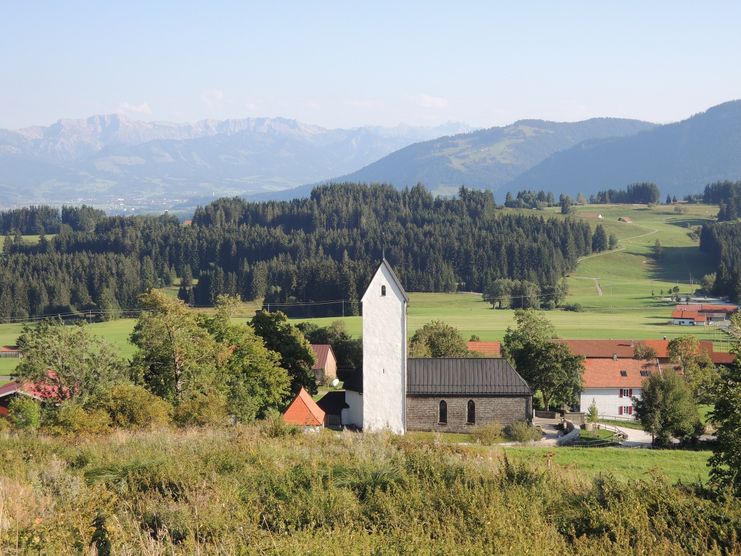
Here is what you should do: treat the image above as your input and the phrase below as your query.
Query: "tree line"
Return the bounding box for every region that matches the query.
[703,181,740,221]
[589,182,661,204]
[0,205,106,234]
[699,220,741,302]
[0,184,595,321]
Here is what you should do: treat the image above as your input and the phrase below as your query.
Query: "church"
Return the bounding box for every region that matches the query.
[319,259,533,434]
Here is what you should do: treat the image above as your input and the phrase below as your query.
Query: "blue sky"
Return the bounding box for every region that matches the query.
[2,1,740,129]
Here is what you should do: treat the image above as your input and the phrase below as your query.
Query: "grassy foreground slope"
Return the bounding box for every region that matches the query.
[0,427,731,554]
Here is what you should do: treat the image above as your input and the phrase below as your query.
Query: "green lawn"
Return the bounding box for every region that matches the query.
[503,446,711,484]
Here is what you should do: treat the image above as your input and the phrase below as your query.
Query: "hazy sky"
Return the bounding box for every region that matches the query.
[2,1,741,130]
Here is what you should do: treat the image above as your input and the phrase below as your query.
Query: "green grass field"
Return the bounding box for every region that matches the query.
[503,446,711,483]
[0,203,731,378]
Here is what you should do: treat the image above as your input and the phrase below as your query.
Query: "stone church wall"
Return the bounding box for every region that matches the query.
[406,395,531,433]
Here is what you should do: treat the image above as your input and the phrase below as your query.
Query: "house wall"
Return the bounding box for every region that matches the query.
[362,264,407,434]
[342,390,363,428]
[323,351,337,381]
[406,395,531,433]
[580,388,643,418]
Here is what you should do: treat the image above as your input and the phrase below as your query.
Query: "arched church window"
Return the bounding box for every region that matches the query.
[467,400,476,424]
[381,285,386,296]
[438,400,447,424]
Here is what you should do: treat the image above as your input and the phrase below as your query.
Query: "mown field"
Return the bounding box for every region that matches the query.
[0,203,731,380]
[0,427,732,554]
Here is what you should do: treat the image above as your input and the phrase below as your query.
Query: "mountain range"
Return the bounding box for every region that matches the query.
[1,100,741,209]
[0,115,470,207]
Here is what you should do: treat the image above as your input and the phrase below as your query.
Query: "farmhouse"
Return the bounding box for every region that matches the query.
[578,358,661,418]
[309,343,337,384]
[0,345,21,358]
[324,260,532,433]
[671,310,707,326]
[0,376,65,416]
[673,304,738,325]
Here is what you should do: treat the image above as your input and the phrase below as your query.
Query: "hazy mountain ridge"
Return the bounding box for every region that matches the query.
[0,115,471,206]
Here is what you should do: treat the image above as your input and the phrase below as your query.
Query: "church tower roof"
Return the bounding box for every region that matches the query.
[362,258,409,303]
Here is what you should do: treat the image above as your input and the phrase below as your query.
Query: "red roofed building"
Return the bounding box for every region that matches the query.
[282,387,325,427]
[0,373,68,417]
[466,341,501,357]
[579,358,662,418]
[309,344,337,384]
[0,345,21,359]
[674,304,737,324]
[671,310,707,326]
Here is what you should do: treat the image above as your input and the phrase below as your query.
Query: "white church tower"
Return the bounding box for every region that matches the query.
[361,259,409,434]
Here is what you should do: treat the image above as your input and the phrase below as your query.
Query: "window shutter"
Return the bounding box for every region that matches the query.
[619,389,623,398]
[629,406,633,415]
[619,406,623,415]
[629,388,633,397]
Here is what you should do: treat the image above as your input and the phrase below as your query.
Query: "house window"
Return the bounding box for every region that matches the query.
[620,370,628,377]
[438,400,447,424]
[618,405,633,416]
[619,388,634,398]
[640,370,650,377]
[381,285,386,297]
[467,400,476,424]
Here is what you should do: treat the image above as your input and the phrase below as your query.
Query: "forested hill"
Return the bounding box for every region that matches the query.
[700,220,741,302]
[0,184,595,321]
[324,118,654,196]
[507,100,741,198]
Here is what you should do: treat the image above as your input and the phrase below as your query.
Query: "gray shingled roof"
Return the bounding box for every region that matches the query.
[406,358,531,396]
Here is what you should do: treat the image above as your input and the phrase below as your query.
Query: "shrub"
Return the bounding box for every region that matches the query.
[173,389,228,427]
[96,384,172,430]
[504,421,542,442]
[471,422,503,445]
[9,396,41,431]
[51,401,111,435]
[260,408,300,438]
[563,303,583,312]
[587,400,599,423]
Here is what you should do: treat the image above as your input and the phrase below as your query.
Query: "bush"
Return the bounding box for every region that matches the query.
[96,384,172,430]
[51,401,111,435]
[471,422,503,445]
[173,389,228,427]
[504,421,542,442]
[562,303,583,312]
[9,396,41,431]
[260,408,300,438]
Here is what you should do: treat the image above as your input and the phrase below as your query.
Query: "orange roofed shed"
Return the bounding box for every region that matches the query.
[283,387,326,427]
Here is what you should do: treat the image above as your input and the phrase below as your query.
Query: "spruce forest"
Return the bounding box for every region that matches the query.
[0,183,596,321]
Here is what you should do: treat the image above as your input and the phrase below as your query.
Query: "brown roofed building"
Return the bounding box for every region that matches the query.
[309,344,337,384]
[0,345,21,359]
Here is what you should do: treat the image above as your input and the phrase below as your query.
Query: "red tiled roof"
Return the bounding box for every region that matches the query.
[675,304,738,314]
[711,352,736,365]
[640,339,714,359]
[0,345,20,353]
[671,310,706,322]
[0,373,68,401]
[582,358,660,388]
[467,341,501,357]
[310,344,333,371]
[555,339,637,358]
[283,387,325,426]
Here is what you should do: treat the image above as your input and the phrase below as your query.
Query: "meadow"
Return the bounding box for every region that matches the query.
[0,426,733,554]
[0,203,731,379]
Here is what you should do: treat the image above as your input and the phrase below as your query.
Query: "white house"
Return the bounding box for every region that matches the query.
[579,357,661,419]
